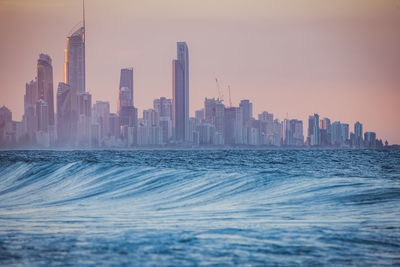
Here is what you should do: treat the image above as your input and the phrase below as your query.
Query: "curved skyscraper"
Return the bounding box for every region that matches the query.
[64,0,85,94]
[64,26,85,94]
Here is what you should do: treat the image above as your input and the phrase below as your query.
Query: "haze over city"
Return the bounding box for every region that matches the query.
[0,0,399,143]
[2,2,400,266]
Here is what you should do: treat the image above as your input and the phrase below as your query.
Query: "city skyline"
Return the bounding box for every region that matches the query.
[0,0,399,143]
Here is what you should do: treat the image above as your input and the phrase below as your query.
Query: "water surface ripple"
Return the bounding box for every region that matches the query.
[0,150,399,265]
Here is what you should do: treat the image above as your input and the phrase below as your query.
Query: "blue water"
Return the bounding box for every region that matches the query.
[0,150,399,266]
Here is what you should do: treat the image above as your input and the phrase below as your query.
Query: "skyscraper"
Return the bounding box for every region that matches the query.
[119,68,134,109]
[172,42,189,142]
[154,97,173,143]
[0,106,12,145]
[224,107,243,145]
[354,121,363,148]
[239,99,253,125]
[331,121,342,146]
[308,114,320,146]
[118,68,136,129]
[37,54,55,127]
[153,97,172,118]
[92,101,110,143]
[77,92,91,145]
[64,3,85,94]
[57,82,78,145]
[341,123,349,143]
[23,79,38,143]
[320,117,331,146]
[204,98,224,143]
[36,99,49,133]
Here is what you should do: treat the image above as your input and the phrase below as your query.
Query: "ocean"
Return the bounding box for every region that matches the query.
[0,149,399,265]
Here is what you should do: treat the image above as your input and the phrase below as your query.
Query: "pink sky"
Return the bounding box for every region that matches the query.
[0,0,399,143]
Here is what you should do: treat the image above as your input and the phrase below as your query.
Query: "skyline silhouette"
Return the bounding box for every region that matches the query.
[0,0,399,143]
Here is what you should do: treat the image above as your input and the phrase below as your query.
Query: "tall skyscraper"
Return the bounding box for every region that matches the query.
[23,79,38,143]
[118,68,135,129]
[172,42,189,142]
[64,3,85,94]
[57,82,78,145]
[37,54,55,127]
[119,68,134,109]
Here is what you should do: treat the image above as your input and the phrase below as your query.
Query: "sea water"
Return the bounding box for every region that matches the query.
[0,149,399,265]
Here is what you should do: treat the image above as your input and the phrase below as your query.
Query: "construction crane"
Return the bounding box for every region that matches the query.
[215,78,223,102]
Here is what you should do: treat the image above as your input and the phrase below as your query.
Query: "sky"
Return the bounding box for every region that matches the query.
[0,0,399,143]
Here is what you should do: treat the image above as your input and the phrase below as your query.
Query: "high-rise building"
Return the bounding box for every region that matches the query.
[331,121,342,146]
[308,114,320,146]
[215,101,225,138]
[354,121,363,148]
[224,107,243,145]
[143,109,159,127]
[204,98,225,140]
[239,100,253,125]
[23,79,38,143]
[320,117,331,146]
[258,111,274,145]
[196,123,215,145]
[283,119,303,146]
[36,99,49,132]
[172,42,189,142]
[92,101,110,143]
[77,92,91,145]
[341,123,349,143]
[57,82,78,145]
[154,97,172,143]
[273,119,283,146]
[118,68,134,111]
[283,119,291,146]
[195,109,204,123]
[108,113,120,139]
[0,106,12,145]
[65,14,85,94]
[364,132,376,148]
[119,106,137,128]
[37,54,55,127]
[118,68,136,129]
[153,97,172,119]
[292,119,304,146]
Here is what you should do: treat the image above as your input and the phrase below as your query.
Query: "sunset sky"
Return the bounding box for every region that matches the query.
[0,0,399,143]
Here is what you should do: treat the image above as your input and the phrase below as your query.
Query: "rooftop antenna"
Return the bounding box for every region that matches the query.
[83,0,85,31]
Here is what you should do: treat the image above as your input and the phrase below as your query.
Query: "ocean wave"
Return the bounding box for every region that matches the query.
[0,150,399,265]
